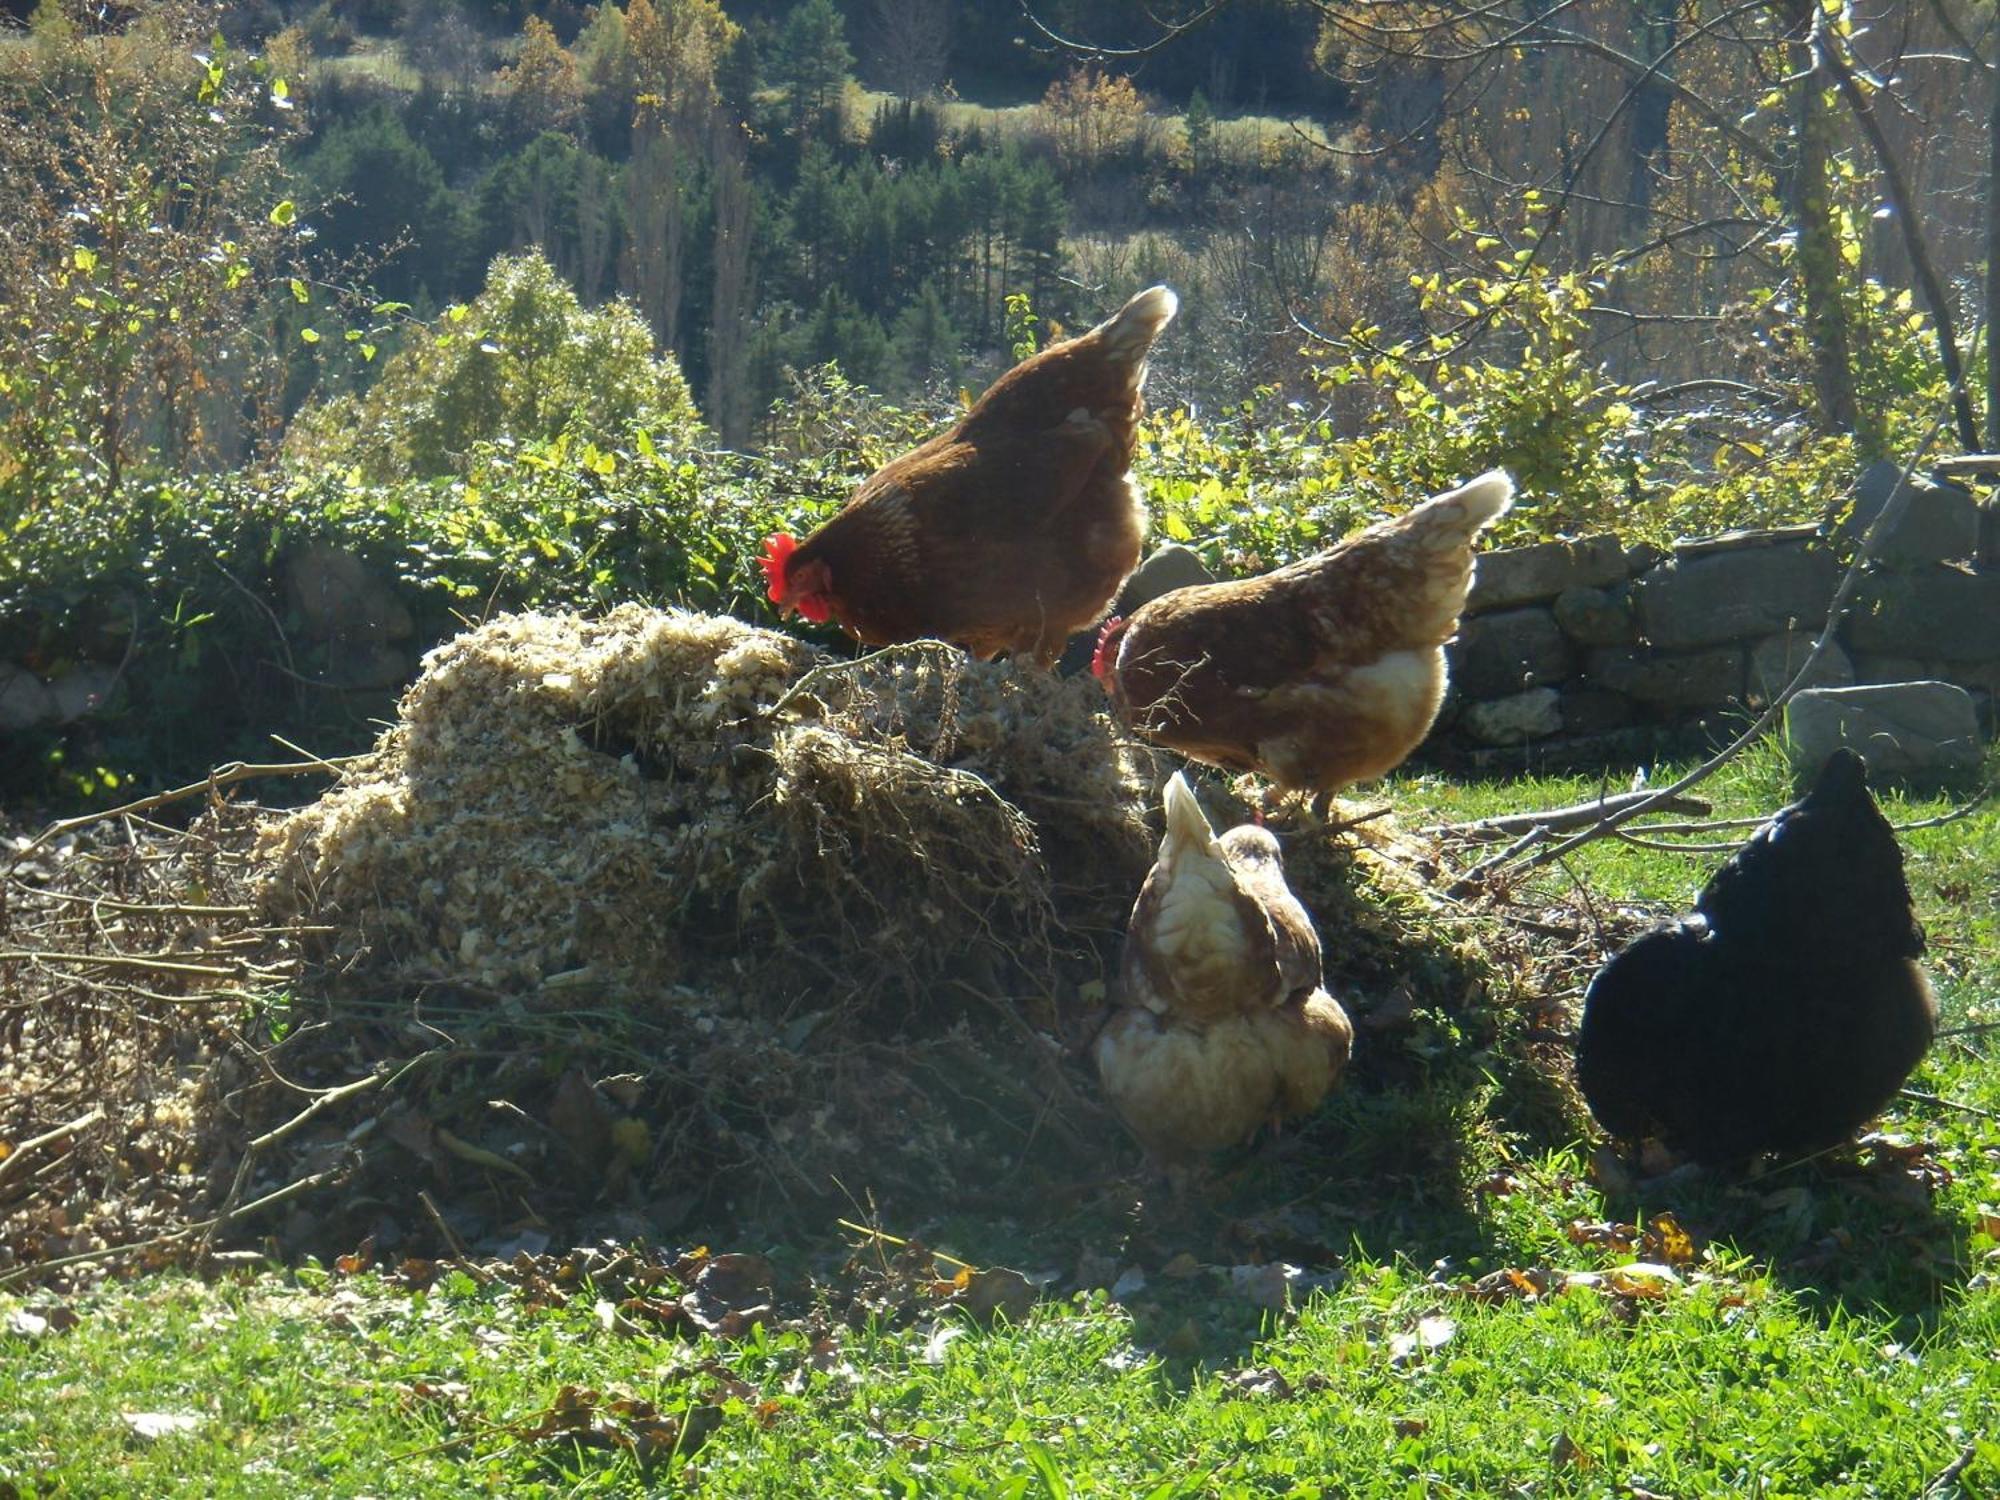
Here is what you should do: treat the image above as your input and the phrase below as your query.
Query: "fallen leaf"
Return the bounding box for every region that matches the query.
[1216,1366,1292,1401]
[1549,1432,1591,1469]
[950,1267,1036,1324]
[1417,1314,1456,1349]
[122,1412,201,1441]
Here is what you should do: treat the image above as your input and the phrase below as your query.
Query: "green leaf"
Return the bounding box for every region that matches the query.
[299,327,321,344]
[1023,1445,1070,1500]
[269,199,296,226]
[289,278,310,304]
[73,248,97,273]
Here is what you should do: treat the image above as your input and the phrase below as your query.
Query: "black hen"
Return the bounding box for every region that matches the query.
[1576,749,1937,1164]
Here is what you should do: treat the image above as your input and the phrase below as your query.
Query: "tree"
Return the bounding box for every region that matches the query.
[775,0,854,141]
[1180,86,1215,191]
[867,0,951,102]
[0,2,315,503]
[706,116,755,446]
[1294,1,1990,452]
[617,0,739,352]
[286,252,699,481]
[890,281,961,389]
[500,15,584,139]
[398,1,493,93]
[303,108,472,307]
[1038,67,1148,177]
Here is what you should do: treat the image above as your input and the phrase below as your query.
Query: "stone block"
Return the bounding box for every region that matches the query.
[1670,523,1821,560]
[1450,608,1574,698]
[47,665,120,723]
[1838,458,1980,566]
[1552,584,1635,646]
[1848,564,2000,662]
[1746,632,1853,706]
[1560,686,1637,735]
[1460,687,1563,745]
[1631,543,1837,648]
[1467,535,1627,612]
[286,542,415,646]
[1785,682,1983,774]
[0,663,57,733]
[1852,653,1930,685]
[1587,645,1745,709]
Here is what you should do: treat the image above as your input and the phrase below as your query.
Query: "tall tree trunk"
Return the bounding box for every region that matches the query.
[623,115,686,354]
[1785,1,1863,444]
[1816,18,1979,452]
[1988,66,1999,449]
[708,119,754,448]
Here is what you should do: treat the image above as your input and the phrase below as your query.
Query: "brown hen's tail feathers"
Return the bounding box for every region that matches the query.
[1094,285,1180,370]
[1404,469,1516,548]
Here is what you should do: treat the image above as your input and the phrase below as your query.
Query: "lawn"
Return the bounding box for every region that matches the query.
[2,745,1995,1497]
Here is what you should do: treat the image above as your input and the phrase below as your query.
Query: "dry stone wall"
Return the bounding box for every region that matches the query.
[1429,461,2000,770]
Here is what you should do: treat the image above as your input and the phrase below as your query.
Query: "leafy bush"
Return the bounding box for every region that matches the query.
[285,252,700,481]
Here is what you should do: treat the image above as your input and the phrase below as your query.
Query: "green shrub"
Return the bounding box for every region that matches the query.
[285,252,700,482]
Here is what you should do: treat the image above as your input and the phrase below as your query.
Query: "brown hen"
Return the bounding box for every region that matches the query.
[1094,772,1353,1165]
[1094,470,1515,810]
[759,286,1179,664]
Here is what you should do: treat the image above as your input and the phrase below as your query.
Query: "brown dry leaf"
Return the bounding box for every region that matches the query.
[1392,1417,1427,1439]
[950,1267,1035,1324]
[1567,1219,1638,1255]
[1601,1263,1681,1299]
[1645,1212,1697,1268]
[334,1235,376,1276]
[1549,1432,1592,1470]
[680,1252,776,1338]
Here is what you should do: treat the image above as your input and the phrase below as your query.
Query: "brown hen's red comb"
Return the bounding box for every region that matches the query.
[1090,616,1125,680]
[759,533,797,602]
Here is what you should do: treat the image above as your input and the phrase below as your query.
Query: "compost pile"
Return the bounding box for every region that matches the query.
[2,605,1527,1280]
[244,606,1169,1243]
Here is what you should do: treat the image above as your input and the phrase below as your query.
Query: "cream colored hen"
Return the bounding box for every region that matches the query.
[1094,772,1353,1165]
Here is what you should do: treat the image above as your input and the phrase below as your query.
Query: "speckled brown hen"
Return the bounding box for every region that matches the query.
[1094,471,1514,812]
[1094,772,1353,1165]
[759,286,1179,665]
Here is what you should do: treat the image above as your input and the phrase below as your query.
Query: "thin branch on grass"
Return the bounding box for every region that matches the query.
[0,1162,351,1289]
[1436,789,1714,843]
[1923,1442,1980,1498]
[1899,1089,1999,1121]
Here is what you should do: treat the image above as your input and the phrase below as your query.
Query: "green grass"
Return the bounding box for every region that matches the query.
[2,743,1996,1496]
